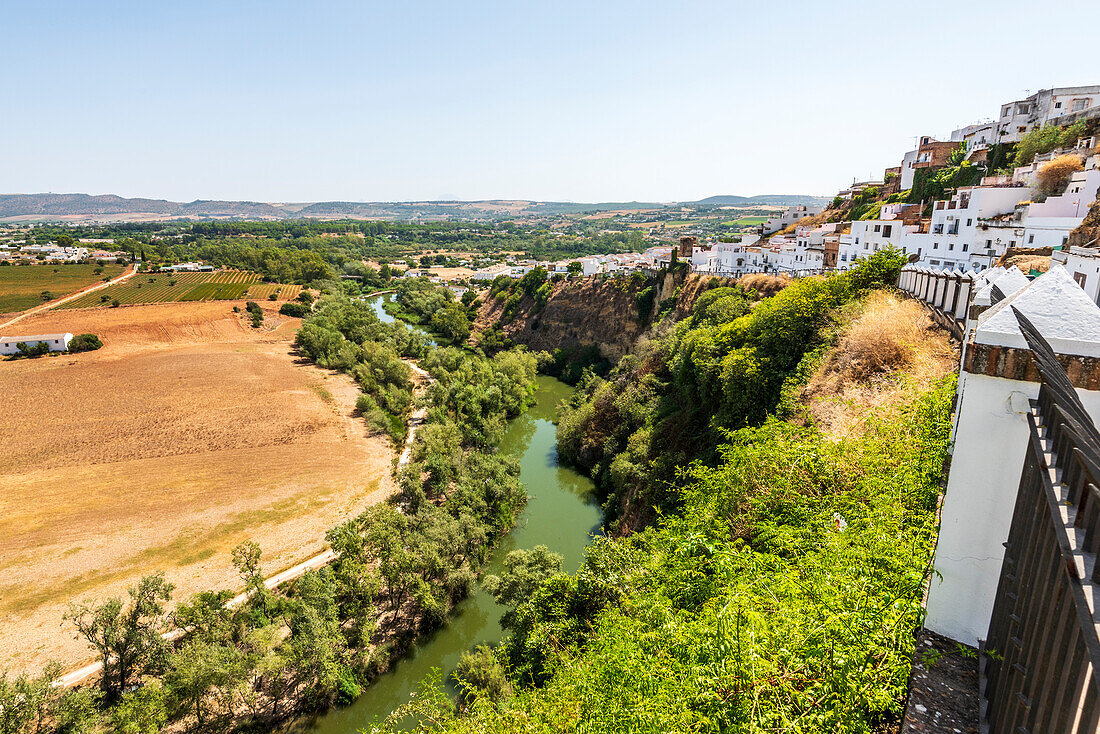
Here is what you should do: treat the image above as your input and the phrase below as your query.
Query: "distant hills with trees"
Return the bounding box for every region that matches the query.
[0,192,831,223]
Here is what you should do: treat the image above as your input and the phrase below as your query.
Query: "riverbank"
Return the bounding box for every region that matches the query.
[299,375,600,733]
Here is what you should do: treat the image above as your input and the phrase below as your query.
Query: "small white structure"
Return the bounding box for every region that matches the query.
[925,265,1100,645]
[0,333,73,355]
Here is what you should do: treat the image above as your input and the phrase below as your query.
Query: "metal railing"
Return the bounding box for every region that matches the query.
[983,307,1100,734]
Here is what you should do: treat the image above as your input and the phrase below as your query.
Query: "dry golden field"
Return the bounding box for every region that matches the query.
[0,301,395,672]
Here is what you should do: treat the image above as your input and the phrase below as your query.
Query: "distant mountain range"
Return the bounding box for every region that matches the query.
[0,193,832,223]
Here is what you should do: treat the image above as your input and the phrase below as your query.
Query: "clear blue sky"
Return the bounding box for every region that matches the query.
[4,0,1098,203]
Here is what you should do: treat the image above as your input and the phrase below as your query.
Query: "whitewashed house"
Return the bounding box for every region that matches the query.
[1023,169,1100,249]
[0,333,73,355]
[900,186,1032,271]
[760,205,823,234]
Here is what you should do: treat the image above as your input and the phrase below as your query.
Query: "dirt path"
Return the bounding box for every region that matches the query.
[398,360,433,468]
[0,265,137,331]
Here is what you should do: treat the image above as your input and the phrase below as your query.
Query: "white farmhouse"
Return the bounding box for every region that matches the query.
[0,333,73,355]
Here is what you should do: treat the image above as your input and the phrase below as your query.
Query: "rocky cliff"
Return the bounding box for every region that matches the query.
[474,271,726,360]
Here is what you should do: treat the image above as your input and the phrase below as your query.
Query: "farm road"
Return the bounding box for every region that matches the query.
[0,265,138,331]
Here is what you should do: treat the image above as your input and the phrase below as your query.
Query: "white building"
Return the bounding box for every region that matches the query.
[950,121,997,157]
[996,85,1100,143]
[1023,169,1100,249]
[761,205,823,234]
[900,186,1032,271]
[470,264,513,282]
[899,148,919,191]
[0,333,73,355]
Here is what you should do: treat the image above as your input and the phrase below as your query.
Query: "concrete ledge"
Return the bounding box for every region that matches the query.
[963,341,1100,389]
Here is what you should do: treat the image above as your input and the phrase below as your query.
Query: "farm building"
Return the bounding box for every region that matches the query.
[0,333,73,355]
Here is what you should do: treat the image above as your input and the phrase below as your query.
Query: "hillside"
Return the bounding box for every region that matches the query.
[0,193,828,223]
[392,253,959,733]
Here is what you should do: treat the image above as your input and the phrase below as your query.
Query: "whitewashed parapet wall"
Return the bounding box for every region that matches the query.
[896,265,973,339]
[923,264,1100,646]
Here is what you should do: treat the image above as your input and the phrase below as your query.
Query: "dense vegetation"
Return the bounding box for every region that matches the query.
[392,278,479,345]
[398,373,954,732]
[556,251,906,527]
[295,295,431,442]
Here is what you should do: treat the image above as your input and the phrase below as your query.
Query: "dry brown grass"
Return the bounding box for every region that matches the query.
[801,292,957,438]
[0,302,395,673]
[1036,154,1085,197]
[737,273,791,298]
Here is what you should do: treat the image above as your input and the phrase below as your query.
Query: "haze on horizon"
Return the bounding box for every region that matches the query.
[4,0,1099,205]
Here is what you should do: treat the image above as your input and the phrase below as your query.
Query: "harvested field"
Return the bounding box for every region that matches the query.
[59,270,301,309]
[0,263,125,314]
[0,301,394,673]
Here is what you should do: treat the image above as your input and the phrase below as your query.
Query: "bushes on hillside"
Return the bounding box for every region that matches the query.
[279,301,311,318]
[1035,154,1084,199]
[557,250,906,523]
[68,333,103,353]
[392,373,955,733]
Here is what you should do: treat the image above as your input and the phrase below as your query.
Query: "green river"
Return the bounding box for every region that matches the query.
[302,298,601,732]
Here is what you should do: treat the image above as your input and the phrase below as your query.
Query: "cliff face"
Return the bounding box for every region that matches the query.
[475,271,726,360]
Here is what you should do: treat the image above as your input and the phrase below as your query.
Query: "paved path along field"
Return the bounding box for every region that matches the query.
[0,265,138,331]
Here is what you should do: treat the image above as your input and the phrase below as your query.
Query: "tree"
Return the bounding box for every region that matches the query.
[0,664,61,734]
[110,683,167,734]
[68,334,103,353]
[165,640,248,729]
[232,541,272,625]
[453,645,512,712]
[172,590,235,645]
[483,546,563,629]
[51,687,102,734]
[567,261,583,276]
[65,573,174,699]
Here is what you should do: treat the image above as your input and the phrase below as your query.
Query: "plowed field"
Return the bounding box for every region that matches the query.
[0,301,393,673]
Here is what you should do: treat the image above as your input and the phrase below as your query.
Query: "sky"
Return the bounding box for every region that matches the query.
[3,0,1099,204]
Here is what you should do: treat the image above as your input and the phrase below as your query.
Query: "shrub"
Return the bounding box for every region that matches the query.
[1035,154,1084,199]
[68,333,104,353]
[279,301,310,318]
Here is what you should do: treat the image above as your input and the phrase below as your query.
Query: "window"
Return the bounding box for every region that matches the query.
[986,239,992,247]
[963,243,969,252]
[1028,234,1034,244]
[1074,98,1089,112]
[873,224,881,232]
[933,242,939,249]
[949,243,954,251]
[1018,126,1027,133]
[883,225,892,237]
[966,219,972,226]
[1055,101,1062,109]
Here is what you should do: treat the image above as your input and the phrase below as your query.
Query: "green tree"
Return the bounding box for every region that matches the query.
[110,683,167,734]
[483,545,563,629]
[66,574,174,699]
[165,640,248,729]
[453,645,512,712]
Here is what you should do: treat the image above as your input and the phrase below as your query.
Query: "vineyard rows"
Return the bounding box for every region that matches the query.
[60,271,301,309]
